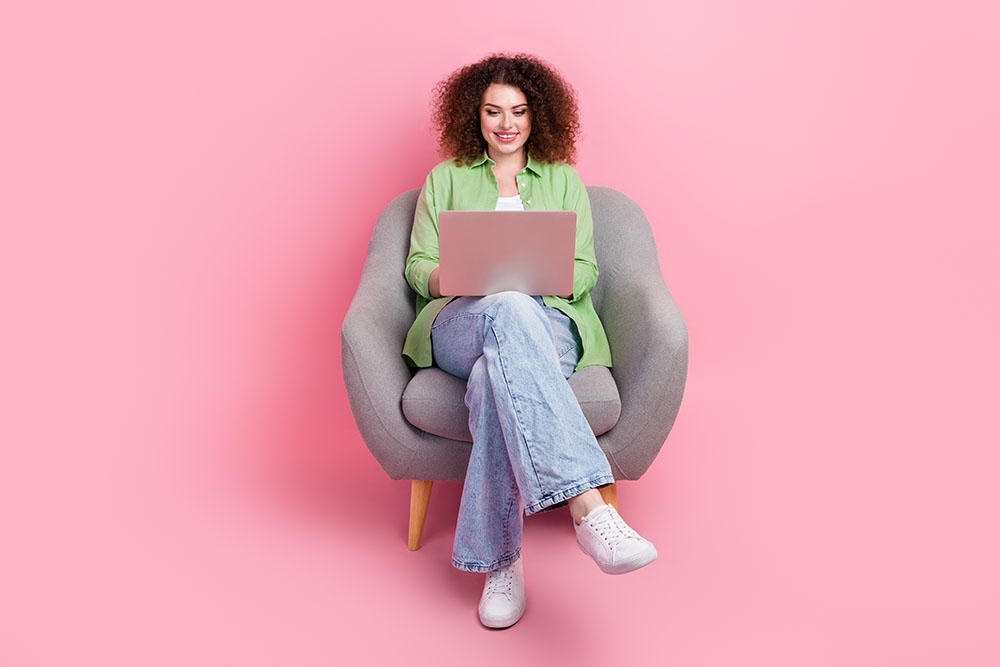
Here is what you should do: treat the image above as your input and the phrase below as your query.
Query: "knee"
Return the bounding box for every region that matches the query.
[481,291,547,330]
[481,291,540,317]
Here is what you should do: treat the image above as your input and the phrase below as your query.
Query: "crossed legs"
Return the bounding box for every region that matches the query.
[429,291,615,572]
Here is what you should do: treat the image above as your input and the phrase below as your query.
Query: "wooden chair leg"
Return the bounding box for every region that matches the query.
[598,481,618,511]
[408,480,434,551]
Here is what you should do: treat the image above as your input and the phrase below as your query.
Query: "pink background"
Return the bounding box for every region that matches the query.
[2,1,998,664]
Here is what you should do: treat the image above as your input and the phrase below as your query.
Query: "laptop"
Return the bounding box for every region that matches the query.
[437,210,576,296]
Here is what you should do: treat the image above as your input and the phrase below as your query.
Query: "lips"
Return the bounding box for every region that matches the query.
[495,132,518,143]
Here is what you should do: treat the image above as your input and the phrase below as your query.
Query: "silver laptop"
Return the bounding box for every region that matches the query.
[438,210,577,296]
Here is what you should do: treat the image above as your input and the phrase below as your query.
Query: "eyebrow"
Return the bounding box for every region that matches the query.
[483,103,528,109]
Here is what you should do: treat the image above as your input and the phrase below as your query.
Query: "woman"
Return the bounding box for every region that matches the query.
[402,53,657,629]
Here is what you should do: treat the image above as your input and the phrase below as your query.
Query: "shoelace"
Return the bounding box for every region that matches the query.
[484,563,515,600]
[587,507,640,550]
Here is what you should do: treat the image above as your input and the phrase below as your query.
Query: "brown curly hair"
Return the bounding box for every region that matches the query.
[431,53,582,166]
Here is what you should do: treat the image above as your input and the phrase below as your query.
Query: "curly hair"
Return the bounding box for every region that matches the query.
[431,53,582,166]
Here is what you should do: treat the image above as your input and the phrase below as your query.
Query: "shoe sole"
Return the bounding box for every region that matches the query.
[577,540,658,575]
[479,602,526,629]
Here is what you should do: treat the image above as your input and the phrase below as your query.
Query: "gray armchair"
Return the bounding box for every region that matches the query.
[341,186,688,550]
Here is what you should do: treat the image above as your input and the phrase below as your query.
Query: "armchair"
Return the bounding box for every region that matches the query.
[341,186,687,549]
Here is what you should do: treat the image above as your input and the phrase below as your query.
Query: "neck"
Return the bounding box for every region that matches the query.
[488,146,527,172]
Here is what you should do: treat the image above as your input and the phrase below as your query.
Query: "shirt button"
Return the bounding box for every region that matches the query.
[526,199,531,204]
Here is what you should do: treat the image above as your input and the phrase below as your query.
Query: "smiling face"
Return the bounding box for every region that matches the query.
[480,83,531,163]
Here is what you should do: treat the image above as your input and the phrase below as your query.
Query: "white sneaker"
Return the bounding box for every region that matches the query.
[574,504,658,574]
[478,556,526,628]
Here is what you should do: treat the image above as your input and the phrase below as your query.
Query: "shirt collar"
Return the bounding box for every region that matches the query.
[471,149,544,176]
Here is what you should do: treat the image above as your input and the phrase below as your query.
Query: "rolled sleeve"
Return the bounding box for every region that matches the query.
[404,175,440,300]
[563,166,599,302]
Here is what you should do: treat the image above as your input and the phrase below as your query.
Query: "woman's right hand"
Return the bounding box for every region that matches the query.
[429,267,442,299]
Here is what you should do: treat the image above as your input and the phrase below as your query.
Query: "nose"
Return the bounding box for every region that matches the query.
[499,113,514,129]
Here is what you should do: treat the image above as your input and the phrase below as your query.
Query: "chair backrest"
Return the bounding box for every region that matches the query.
[584,186,665,314]
[356,190,424,340]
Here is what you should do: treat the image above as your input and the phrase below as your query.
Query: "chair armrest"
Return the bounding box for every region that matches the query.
[341,284,422,479]
[597,273,689,477]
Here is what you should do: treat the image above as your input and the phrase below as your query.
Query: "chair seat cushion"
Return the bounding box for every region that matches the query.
[401,365,621,443]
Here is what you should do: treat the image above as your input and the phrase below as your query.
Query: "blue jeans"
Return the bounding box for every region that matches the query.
[430,292,616,573]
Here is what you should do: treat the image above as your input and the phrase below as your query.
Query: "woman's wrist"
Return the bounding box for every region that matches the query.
[429,267,441,298]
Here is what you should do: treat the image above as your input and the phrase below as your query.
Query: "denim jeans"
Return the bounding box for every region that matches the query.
[430,291,616,573]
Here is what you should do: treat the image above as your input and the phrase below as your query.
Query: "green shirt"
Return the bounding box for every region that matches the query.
[401,149,613,372]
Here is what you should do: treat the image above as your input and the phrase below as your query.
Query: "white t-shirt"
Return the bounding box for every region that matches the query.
[495,193,525,211]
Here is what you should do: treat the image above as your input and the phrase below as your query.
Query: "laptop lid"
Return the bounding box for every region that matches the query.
[438,210,576,297]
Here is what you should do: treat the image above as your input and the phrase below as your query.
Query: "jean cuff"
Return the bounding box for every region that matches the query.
[452,547,521,573]
[523,473,616,516]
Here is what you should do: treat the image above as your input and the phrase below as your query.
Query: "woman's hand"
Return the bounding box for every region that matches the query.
[429,267,442,299]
